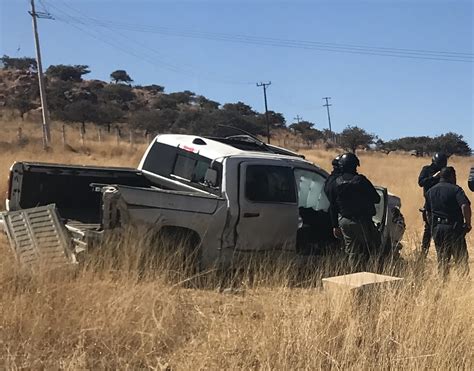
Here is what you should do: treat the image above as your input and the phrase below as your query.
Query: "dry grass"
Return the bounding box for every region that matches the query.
[0,119,473,369]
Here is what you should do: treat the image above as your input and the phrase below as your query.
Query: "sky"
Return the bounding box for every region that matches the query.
[1,0,473,147]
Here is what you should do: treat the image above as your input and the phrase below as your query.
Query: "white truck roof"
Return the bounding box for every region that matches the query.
[154,134,315,165]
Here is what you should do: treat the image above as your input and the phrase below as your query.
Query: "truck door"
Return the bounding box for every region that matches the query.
[374,186,406,254]
[235,162,298,251]
[373,187,388,234]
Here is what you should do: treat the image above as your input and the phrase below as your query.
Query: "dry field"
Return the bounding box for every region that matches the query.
[0,120,473,369]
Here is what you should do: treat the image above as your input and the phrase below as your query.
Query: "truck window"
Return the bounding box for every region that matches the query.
[141,142,221,192]
[294,169,330,211]
[172,153,210,183]
[245,165,296,203]
[141,142,176,176]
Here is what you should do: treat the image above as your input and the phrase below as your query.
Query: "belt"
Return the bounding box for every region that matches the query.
[433,216,457,225]
[340,215,371,222]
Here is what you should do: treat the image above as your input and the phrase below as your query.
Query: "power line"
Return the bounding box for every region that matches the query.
[42,0,255,85]
[77,17,474,58]
[47,13,473,63]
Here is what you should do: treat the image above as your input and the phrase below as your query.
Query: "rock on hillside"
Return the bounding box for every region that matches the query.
[0,69,39,108]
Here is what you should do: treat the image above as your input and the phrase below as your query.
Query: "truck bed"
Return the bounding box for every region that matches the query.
[8,162,154,224]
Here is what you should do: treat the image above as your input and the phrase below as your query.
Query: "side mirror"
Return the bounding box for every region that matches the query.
[204,168,218,187]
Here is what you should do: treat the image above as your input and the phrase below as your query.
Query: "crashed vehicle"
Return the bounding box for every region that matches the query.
[0,134,405,268]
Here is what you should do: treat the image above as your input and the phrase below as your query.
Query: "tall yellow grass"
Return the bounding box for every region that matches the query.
[0,119,473,369]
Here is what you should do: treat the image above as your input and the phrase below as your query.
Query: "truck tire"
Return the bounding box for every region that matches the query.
[154,227,202,277]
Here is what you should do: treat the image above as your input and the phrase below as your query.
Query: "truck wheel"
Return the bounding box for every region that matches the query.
[154,227,202,279]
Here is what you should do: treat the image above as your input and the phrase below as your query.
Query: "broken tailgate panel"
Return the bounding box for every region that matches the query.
[1,204,74,267]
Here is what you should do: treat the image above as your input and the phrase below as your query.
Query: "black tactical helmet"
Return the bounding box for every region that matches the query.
[339,153,360,172]
[432,152,448,169]
[332,154,342,170]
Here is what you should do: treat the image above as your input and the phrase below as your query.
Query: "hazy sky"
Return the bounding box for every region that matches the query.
[1,0,472,146]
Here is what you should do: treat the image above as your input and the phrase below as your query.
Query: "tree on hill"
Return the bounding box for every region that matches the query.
[266,110,286,129]
[110,70,133,84]
[339,125,376,153]
[46,64,90,82]
[382,133,471,156]
[47,80,75,113]
[222,102,257,116]
[208,109,266,136]
[96,103,124,124]
[58,100,123,126]
[383,136,432,154]
[58,100,100,125]
[129,108,178,132]
[289,121,324,144]
[141,84,165,94]
[168,91,196,105]
[1,55,37,71]
[433,132,471,156]
[196,95,220,111]
[100,84,136,107]
[152,94,178,110]
[290,121,315,134]
[6,94,37,120]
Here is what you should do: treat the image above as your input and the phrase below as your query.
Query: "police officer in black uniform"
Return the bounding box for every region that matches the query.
[425,167,471,280]
[418,152,448,257]
[324,154,342,197]
[326,153,381,271]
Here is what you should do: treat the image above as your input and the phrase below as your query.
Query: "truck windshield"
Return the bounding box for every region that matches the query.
[141,142,221,193]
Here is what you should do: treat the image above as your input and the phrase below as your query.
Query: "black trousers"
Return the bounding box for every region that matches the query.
[432,224,469,280]
[421,212,432,254]
[339,217,381,272]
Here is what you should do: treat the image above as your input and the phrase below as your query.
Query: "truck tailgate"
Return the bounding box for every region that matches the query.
[1,204,73,267]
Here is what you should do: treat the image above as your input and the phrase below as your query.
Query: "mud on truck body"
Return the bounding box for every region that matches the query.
[1,134,405,269]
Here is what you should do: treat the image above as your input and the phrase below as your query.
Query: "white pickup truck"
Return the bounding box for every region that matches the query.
[1,134,405,268]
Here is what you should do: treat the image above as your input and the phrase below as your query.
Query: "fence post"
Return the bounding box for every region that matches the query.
[80,124,85,147]
[129,130,134,146]
[17,127,23,144]
[116,127,121,146]
[62,124,67,147]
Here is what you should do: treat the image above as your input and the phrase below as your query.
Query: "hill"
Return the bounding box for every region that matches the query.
[0,57,471,156]
[0,66,288,139]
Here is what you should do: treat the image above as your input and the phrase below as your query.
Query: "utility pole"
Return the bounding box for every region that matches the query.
[322,97,332,133]
[256,81,272,143]
[322,97,333,142]
[294,115,303,123]
[29,0,52,149]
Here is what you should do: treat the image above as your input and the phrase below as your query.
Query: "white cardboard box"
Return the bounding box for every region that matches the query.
[322,272,403,293]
